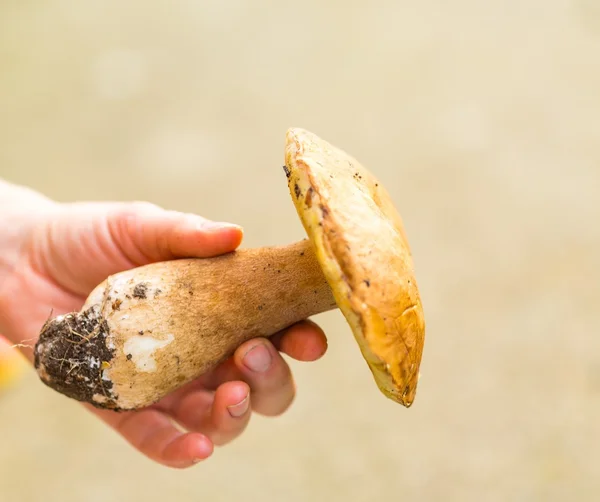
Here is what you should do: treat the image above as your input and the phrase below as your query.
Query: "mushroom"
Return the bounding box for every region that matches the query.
[34,128,426,411]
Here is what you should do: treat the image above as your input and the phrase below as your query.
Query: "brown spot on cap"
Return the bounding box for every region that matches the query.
[305,187,314,208]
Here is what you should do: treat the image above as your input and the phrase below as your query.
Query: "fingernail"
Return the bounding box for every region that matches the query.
[243,344,272,373]
[227,395,249,418]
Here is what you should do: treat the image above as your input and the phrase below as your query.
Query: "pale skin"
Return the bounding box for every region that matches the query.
[0,179,329,468]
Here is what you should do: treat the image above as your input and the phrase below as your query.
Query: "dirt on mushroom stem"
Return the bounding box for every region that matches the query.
[34,307,120,410]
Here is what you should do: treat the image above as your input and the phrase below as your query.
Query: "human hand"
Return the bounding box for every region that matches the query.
[0,196,328,468]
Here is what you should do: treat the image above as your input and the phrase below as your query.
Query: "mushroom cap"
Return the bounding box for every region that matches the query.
[284,128,426,407]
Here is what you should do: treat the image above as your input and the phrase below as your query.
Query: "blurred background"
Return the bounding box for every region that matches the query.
[1,1,599,501]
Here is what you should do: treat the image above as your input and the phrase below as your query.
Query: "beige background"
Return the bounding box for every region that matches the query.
[1,1,600,501]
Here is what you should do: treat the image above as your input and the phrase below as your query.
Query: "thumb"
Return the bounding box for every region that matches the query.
[27,201,244,298]
[107,201,244,264]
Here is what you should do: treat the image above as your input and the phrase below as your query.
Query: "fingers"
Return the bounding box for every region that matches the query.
[107,201,244,265]
[222,321,329,416]
[233,338,296,417]
[167,337,294,431]
[199,321,328,391]
[195,338,296,417]
[196,322,328,417]
[200,321,328,390]
[168,381,252,446]
[91,406,213,469]
[271,320,328,362]
[91,322,328,467]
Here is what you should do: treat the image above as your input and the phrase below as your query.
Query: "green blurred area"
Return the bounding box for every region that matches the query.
[1,1,600,501]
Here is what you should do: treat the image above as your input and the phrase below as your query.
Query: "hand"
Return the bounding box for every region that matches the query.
[0,196,328,468]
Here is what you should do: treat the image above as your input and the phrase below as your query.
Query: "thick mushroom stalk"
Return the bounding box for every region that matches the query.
[34,128,426,411]
[34,241,336,410]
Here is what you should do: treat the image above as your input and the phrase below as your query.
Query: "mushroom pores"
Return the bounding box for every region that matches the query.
[284,127,426,406]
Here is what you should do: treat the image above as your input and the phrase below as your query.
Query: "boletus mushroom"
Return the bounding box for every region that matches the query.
[34,128,426,411]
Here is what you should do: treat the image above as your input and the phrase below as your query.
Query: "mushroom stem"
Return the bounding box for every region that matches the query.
[34,239,337,410]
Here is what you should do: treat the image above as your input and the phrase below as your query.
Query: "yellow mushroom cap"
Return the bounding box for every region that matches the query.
[284,128,426,406]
